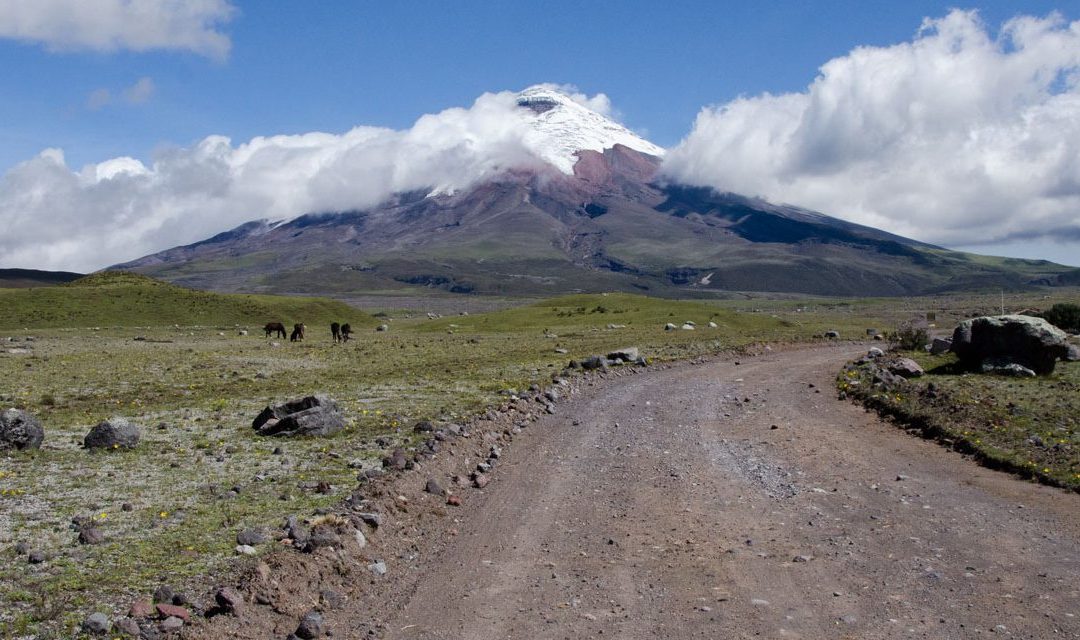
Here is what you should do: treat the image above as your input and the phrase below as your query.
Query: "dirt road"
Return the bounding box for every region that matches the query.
[193,345,1080,639]
[383,346,1080,639]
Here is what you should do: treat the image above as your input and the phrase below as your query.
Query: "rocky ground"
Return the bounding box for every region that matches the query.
[182,344,1080,639]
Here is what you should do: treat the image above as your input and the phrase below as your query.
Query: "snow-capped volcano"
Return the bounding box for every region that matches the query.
[515,85,665,174]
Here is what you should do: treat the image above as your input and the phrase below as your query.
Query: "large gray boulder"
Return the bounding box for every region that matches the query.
[253,395,345,437]
[84,418,141,450]
[951,315,1069,375]
[0,408,44,450]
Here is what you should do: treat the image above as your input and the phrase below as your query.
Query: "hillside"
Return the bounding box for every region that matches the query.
[0,271,372,330]
[0,268,83,288]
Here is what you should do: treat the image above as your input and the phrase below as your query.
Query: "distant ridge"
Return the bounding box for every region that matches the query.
[0,268,83,289]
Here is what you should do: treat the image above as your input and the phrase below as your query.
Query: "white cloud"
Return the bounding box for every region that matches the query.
[123,77,155,104]
[85,77,156,110]
[0,91,555,272]
[662,10,1080,253]
[0,0,235,59]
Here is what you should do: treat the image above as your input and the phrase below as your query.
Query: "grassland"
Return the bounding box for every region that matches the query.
[1,275,1079,637]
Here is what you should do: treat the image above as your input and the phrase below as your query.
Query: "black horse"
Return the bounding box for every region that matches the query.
[340,323,352,342]
[331,322,341,343]
[290,323,306,342]
[264,322,286,338]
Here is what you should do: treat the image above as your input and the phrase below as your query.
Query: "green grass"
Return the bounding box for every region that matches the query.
[2,280,1080,637]
[839,350,1080,491]
[0,271,372,330]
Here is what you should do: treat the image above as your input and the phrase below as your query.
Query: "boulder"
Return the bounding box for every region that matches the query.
[84,418,140,450]
[824,330,840,339]
[681,323,695,330]
[951,315,1069,375]
[664,323,676,331]
[888,358,924,378]
[82,612,110,635]
[295,611,324,639]
[929,337,952,355]
[580,356,608,371]
[0,408,44,450]
[867,347,885,358]
[252,395,345,437]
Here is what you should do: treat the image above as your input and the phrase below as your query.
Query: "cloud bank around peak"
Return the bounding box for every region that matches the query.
[0,90,560,272]
[662,10,1080,252]
[0,0,236,59]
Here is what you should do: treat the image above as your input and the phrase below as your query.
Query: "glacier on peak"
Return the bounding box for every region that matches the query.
[514,85,665,174]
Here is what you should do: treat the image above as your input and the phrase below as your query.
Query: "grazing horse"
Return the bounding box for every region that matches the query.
[331,322,341,343]
[264,322,286,339]
[290,323,306,342]
[340,323,352,342]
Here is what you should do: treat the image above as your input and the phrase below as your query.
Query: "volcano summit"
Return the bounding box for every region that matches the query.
[114,86,1075,297]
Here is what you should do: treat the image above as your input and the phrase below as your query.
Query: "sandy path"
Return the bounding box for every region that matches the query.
[381,346,1080,639]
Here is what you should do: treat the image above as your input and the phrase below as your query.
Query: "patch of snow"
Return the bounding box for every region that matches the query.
[516,85,665,174]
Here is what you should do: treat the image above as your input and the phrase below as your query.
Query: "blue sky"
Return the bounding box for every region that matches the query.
[1,1,1079,270]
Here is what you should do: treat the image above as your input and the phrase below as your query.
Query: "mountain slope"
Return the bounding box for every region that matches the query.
[113,87,1075,298]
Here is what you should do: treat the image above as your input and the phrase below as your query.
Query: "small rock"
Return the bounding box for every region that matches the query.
[83,418,141,450]
[356,512,381,528]
[0,408,44,450]
[153,585,175,604]
[160,616,184,632]
[78,526,105,545]
[425,478,444,495]
[236,527,268,546]
[82,612,110,635]
[113,617,141,637]
[868,347,885,358]
[320,589,347,610]
[155,603,189,621]
[28,550,45,564]
[472,472,490,489]
[235,544,256,556]
[130,599,154,618]
[793,555,813,563]
[368,561,388,576]
[214,587,244,615]
[447,494,462,506]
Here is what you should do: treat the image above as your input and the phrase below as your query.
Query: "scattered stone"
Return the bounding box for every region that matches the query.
[236,527,268,546]
[0,408,44,450]
[472,472,490,489]
[951,315,1069,375]
[681,323,695,330]
[129,599,154,618]
[307,529,340,550]
[78,525,105,545]
[708,321,718,328]
[930,337,953,355]
[447,494,462,506]
[581,355,608,371]
[355,512,382,528]
[376,324,389,332]
[1067,344,1080,362]
[606,347,640,362]
[868,347,885,358]
[28,550,45,564]
[888,357,924,378]
[382,448,408,470]
[235,544,256,556]
[160,616,184,632]
[664,323,677,331]
[153,585,175,604]
[113,617,141,637]
[353,529,367,548]
[83,418,141,450]
[252,395,345,437]
[155,603,189,621]
[82,612,110,635]
[214,587,244,615]
[554,347,568,354]
[320,589,347,610]
[425,478,444,495]
[368,561,388,576]
[294,611,325,639]
[793,555,813,563]
[750,598,770,606]
[824,330,840,339]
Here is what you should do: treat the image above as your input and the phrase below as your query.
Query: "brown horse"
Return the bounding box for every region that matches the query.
[331,322,341,343]
[264,322,286,338]
[290,323,306,342]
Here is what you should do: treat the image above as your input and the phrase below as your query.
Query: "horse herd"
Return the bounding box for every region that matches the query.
[262,322,352,343]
